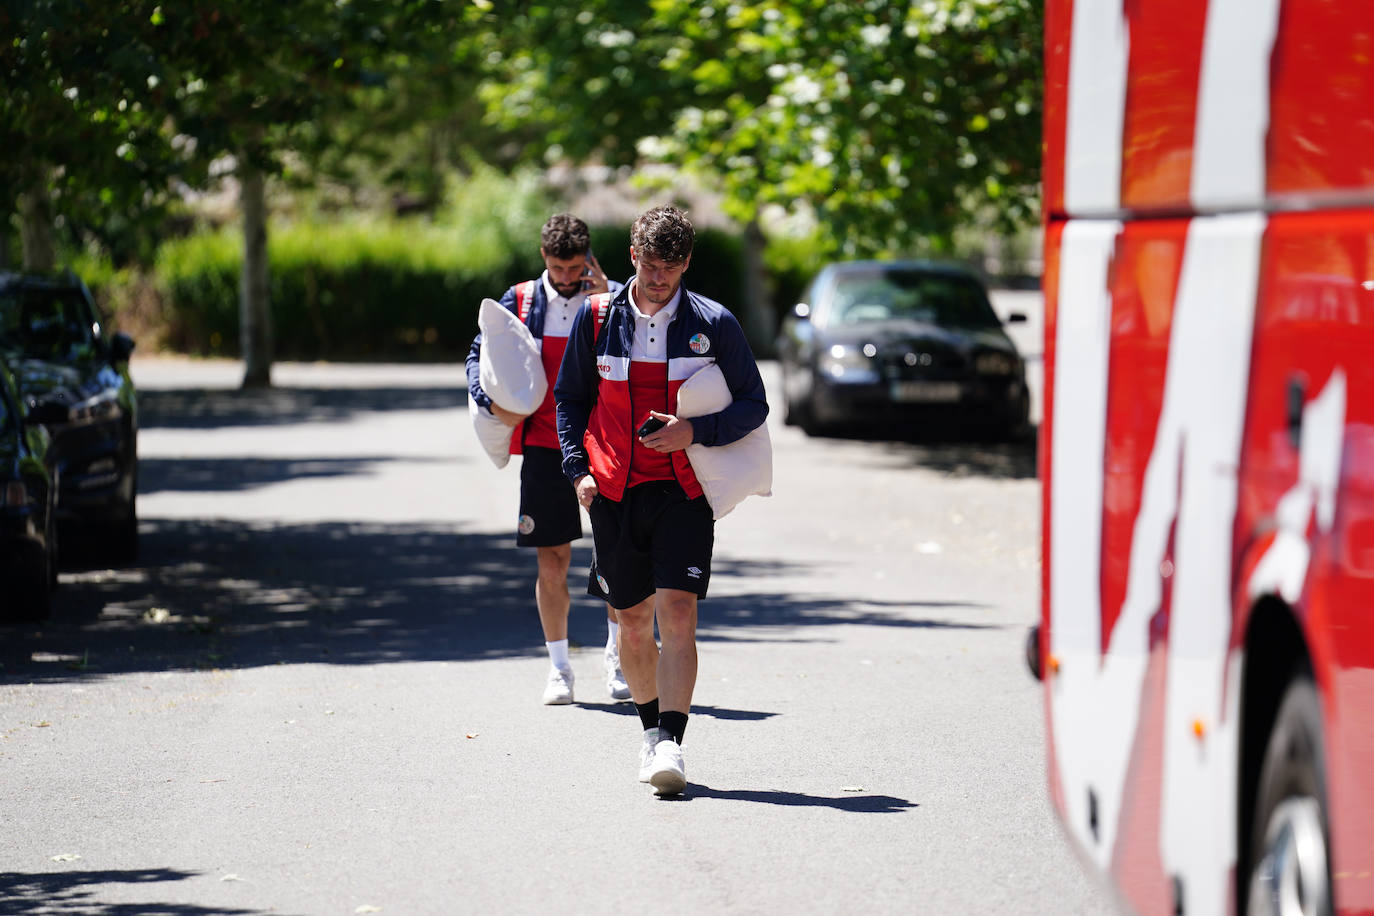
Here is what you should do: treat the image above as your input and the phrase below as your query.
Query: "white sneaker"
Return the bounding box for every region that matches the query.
[637,728,660,783]
[648,737,686,796]
[542,666,574,705]
[605,648,631,701]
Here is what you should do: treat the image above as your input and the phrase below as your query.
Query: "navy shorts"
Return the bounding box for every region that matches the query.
[517,447,583,547]
[587,480,715,609]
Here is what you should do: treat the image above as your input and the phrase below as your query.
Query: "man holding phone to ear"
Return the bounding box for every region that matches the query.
[554,206,769,796]
[465,213,630,706]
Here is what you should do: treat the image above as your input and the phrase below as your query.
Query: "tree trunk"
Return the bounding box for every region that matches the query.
[239,165,273,389]
[741,217,775,357]
[18,187,57,272]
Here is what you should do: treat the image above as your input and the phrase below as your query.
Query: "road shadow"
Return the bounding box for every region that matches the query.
[0,868,283,915]
[701,592,1000,640]
[136,385,466,431]
[2,517,995,684]
[672,784,918,813]
[135,455,467,497]
[804,424,1039,480]
[574,701,778,722]
[4,379,1009,683]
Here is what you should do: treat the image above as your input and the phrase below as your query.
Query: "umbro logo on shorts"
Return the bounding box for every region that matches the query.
[518,514,535,535]
[686,566,702,579]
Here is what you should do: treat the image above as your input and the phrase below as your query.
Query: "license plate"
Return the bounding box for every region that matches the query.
[890,381,962,403]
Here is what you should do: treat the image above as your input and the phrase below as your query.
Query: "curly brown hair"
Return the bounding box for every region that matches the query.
[630,206,694,264]
[540,213,591,260]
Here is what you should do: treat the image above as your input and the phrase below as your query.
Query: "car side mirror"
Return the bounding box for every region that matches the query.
[110,331,136,363]
[25,400,70,426]
[793,302,811,320]
[1005,312,1028,324]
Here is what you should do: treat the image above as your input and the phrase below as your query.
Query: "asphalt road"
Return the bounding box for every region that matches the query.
[0,351,1108,915]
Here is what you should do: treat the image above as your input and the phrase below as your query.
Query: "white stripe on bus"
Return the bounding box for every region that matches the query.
[1049,219,1135,868]
[1191,0,1281,210]
[1063,2,1128,214]
[1155,213,1264,915]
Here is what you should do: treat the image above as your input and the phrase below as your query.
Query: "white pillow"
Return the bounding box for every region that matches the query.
[470,390,515,469]
[469,297,546,468]
[676,364,773,520]
[478,297,547,415]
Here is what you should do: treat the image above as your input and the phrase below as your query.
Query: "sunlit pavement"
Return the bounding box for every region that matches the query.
[0,348,1107,915]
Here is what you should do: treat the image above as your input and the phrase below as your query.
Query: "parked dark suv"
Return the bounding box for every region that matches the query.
[776,260,1030,439]
[0,272,138,562]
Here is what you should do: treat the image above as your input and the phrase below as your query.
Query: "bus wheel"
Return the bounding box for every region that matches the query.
[1246,677,1332,916]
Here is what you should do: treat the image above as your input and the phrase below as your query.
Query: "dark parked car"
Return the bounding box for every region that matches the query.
[776,260,1030,439]
[0,272,138,561]
[0,353,61,621]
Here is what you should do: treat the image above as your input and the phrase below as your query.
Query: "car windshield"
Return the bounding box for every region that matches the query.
[0,286,97,361]
[829,269,1001,329]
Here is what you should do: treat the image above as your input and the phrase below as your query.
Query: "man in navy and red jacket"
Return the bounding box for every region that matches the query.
[465,213,629,707]
[555,206,768,796]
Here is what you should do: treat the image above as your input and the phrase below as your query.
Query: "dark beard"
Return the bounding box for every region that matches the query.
[551,281,582,299]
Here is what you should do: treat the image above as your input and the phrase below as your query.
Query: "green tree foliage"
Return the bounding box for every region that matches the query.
[1,1,451,258]
[158,1,451,175]
[291,6,522,212]
[0,1,199,266]
[4,1,456,381]
[477,0,1042,256]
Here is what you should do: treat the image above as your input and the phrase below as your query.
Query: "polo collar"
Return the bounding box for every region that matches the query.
[627,279,682,322]
[540,271,564,304]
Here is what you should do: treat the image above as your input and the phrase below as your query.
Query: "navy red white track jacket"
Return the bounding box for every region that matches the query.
[555,283,769,502]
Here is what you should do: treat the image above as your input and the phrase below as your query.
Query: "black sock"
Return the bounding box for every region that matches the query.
[658,710,688,745]
[635,698,659,732]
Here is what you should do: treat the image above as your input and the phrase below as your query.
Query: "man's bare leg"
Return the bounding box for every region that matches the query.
[534,544,572,641]
[616,595,658,701]
[653,588,698,718]
[535,544,574,704]
[604,602,631,700]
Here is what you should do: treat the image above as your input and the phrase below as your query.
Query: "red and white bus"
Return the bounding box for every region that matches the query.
[1036,2,1374,914]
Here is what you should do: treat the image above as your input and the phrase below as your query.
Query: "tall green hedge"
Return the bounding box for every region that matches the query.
[149,219,781,360]
[153,220,548,360]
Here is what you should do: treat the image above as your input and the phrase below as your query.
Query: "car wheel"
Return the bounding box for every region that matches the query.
[783,390,803,427]
[779,364,800,427]
[1246,676,1332,916]
[783,389,824,436]
[110,501,139,564]
[46,490,59,589]
[5,544,54,625]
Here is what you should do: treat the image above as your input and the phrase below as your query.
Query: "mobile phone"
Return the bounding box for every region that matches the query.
[581,247,596,291]
[637,416,667,438]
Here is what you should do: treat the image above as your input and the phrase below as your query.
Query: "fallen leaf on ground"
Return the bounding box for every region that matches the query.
[50,853,81,862]
[466,734,479,739]
[34,722,50,728]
